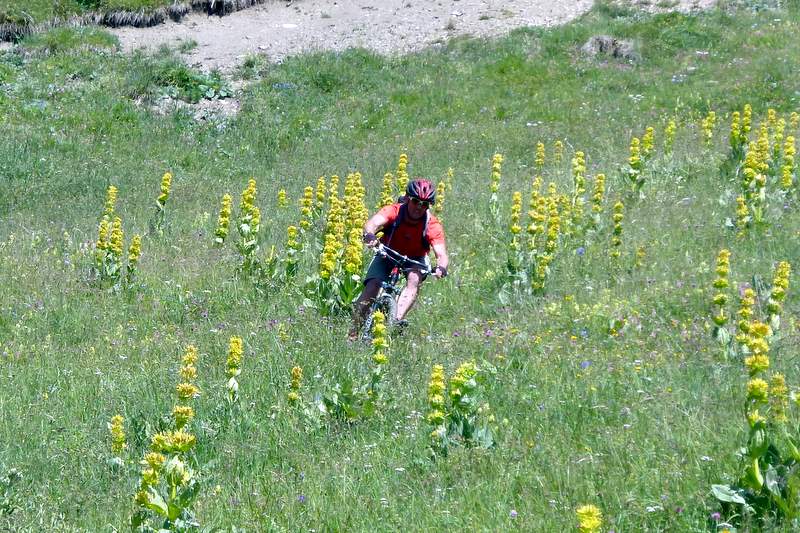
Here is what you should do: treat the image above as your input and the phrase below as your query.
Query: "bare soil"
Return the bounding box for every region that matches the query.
[111,0,715,73]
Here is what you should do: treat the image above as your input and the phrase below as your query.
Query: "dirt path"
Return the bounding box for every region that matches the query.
[111,0,714,73]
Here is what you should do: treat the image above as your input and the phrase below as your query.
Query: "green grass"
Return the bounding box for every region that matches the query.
[0,0,177,25]
[1,1,800,530]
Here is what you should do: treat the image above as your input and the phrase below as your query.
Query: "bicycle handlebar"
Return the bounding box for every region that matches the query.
[374,243,432,274]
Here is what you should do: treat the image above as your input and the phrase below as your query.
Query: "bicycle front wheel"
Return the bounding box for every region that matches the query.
[361,294,396,341]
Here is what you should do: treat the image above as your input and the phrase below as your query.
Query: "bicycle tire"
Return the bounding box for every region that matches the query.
[360,294,396,342]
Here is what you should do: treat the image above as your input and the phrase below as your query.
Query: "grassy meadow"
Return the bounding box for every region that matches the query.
[1,0,800,530]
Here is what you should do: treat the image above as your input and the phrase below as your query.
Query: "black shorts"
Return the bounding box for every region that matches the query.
[364,254,430,282]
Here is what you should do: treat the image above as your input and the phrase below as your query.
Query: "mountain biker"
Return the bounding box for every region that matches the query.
[349,178,449,338]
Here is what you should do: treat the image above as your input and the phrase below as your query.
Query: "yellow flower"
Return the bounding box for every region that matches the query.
[104,185,118,218]
[744,354,770,376]
[127,235,142,265]
[141,468,159,488]
[576,504,603,533]
[554,140,564,163]
[535,141,545,169]
[702,111,716,146]
[109,217,124,257]
[182,344,198,366]
[770,373,788,423]
[96,218,110,251]
[277,189,288,208]
[173,405,195,428]
[142,452,166,470]
[176,382,201,400]
[227,336,243,378]
[642,126,655,157]
[664,119,676,153]
[109,414,126,454]
[215,193,233,244]
[287,391,301,403]
[157,172,172,207]
[746,378,769,403]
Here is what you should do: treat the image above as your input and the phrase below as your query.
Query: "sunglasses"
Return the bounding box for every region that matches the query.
[410,198,431,208]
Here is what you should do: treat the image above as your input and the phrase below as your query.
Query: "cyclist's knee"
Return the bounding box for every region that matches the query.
[406,272,424,288]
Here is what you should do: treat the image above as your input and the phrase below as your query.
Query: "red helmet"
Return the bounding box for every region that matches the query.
[406,179,436,204]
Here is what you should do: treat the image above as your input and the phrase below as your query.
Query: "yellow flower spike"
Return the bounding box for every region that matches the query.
[215,193,233,245]
[344,227,364,276]
[642,126,655,157]
[743,104,752,135]
[781,136,796,190]
[702,111,716,146]
[315,176,327,211]
[176,382,201,400]
[576,504,603,533]
[288,365,303,403]
[746,378,769,403]
[109,217,124,258]
[490,153,503,194]
[711,249,731,327]
[770,373,788,423]
[182,344,198,366]
[379,172,395,208]
[535,141,545,169]
[610,201,624,259]
[397,153,409,192]
[157,172,172,208]
[791,111,799,130]
[729,111,742,151]
[735,196,750,237]
[277,189,288,208]
[179,364,197,382]
[96,218,110,251]
[109,415,126,455]
[664,119,676,153]
[554,140,564,163]
[127,235,142,266]
[172,405,195,429]
[226,336,243,378]
[434,180,446,217]
[142,452,166,471]
[104,185,118,218]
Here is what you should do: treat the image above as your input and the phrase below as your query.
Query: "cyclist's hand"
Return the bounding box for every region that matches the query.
[362,232,378,248]
[433,266,448,278]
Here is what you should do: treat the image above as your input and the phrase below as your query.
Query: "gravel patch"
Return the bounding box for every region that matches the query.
[111,0,716,72]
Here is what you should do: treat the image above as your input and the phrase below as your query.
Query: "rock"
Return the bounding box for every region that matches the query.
[580,35,639,61]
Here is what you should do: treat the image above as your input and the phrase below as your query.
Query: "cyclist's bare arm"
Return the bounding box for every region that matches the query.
[432,242,449,271]
[363,212,390,246]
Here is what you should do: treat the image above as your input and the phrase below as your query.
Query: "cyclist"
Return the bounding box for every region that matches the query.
[349,178,449,339]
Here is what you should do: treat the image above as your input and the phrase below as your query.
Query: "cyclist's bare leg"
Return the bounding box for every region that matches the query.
[396,271,423,321]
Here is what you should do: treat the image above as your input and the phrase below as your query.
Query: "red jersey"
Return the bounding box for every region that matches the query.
[377,203,445,257]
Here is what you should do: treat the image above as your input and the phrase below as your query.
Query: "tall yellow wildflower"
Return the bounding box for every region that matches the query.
[396,154,409,192]
[781,136,795,190]
[315,176,327,212]
[535,141,545,170]
[288,366,303,404]
[610,201,624,259]
[664,119,676,154]
[109,415,126,455]
[379,172,395,208]
[554,140,564,164]
[214,193,232,245]
[277,189,288,208]
[157,172,172,208]
[702,111,716,146]
[641,126,655,158]
[104,185,118,219]
[576,504,603,533]
[711,249,731,327]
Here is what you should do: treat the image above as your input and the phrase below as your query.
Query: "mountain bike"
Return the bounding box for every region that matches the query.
[360,243,431,342]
